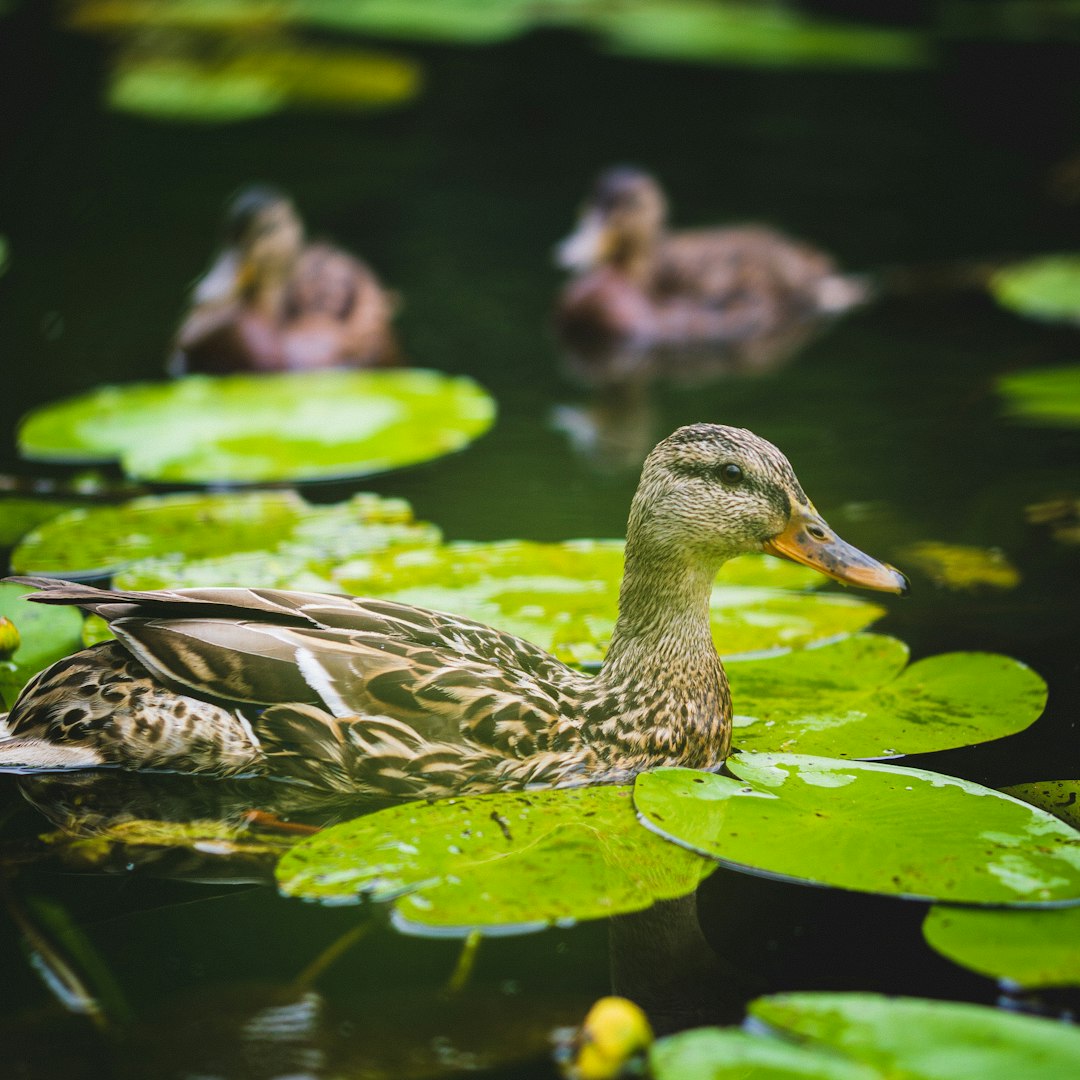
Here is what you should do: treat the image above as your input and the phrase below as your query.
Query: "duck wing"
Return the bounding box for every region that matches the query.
[8,579,585,753]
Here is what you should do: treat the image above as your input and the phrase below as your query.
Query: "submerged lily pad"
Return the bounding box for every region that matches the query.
[332,541,883,664]
[17,370,495,484]
[728,634,1047,759]
[923,904,1080,989]
[1001,780,1080,830]
[277,785,713,934]
[899,541,1020,591]
[996,365,1080,427]
[12,490,438,579]
[746,992,1080,1080]
[0,583,85,708]
[634,755,1080,905]
[990,255,1080,324]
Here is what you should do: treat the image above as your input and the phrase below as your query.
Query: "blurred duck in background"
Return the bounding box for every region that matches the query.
[170,186,401,375]
[555,166,869,356]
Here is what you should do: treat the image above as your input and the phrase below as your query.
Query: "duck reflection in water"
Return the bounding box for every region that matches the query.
[170,186,402,376]
[553,166,869,471]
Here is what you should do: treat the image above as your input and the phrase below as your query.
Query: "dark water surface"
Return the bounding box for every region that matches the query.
[1,6,1079,1077]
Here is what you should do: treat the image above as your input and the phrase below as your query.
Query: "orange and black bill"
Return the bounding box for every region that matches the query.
[763,504,908,595]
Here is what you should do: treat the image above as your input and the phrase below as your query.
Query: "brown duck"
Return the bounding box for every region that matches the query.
[170,186,401,376]
[0,425,905,798]
[556,167,869,353]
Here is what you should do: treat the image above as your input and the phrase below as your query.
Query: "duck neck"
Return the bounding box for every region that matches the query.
[596,536,731,768]
[602,539,722,684]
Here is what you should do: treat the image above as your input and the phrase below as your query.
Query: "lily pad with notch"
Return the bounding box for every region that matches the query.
[16,370,496,485]
[276,784,714,935]
[728,634,1047,759]
[634,754,1080,905]
[12,490,439,580]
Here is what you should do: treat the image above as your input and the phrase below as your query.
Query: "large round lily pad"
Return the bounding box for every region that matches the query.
[923,904,1080,989]
[996,365,1080,427]
[0,583,85,708]
[990,255,1080,324]
[16,370,496,484]
[12,490,439,580]
[634,755,1080,905]
[0,497,83,550]
[746,992,1080,1080]
[332,541,884,664]
[728,634,1047,759]
[276,785,714,935]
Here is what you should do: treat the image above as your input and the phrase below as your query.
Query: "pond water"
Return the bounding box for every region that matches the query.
[1,5,1079,1077]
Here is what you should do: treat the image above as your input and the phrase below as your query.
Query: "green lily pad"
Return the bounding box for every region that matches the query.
[12,490,439,580]
[331,541,883,664]
[650,1026,881,1080]
[277,785,714,935]
[0,498,85,551]
[108,41,420,122]
[899,541,1020,591]
[990,255,1080,324]
[923,904,1080,989]
[1001,780,1080,830]
[728,634,1047,759]
[0,583,85,708]
[634,754,1080,905]
[747,992,1080,1080]
[996,365,1080,427]
[17,370,496,485]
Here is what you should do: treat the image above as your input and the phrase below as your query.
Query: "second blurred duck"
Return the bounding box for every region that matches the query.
[170,186,401,375]
[555,166,869,353]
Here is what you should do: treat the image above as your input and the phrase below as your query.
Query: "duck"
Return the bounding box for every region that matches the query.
[0,425,906,798]
[555,167,870,354]
[169,186,402,376]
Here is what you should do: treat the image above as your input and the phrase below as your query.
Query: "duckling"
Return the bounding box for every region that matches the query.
[0,425,905,798]
[555,167,870,353]
[170,186,401,376]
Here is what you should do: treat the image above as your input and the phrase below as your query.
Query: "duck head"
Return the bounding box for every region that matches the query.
[557,166,668,275]
[194,186,306,305]
[629,424,907,594]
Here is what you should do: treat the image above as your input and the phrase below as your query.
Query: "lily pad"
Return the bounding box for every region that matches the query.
[1001,780,1080,830]
[277,785,714,934]
[650,1026,881,1080]
[0,497,85,551]
[990,255,1080,324]
[634,754,1080,905]
[996,365,1080,427]
[17,370,496,485]
[0,583,85,708]
[108,41,420,122]
[728,634,1047,759]
[12,490,439,580]
[747,992,1080,1080]
[899,541,1020,591]
[922,904,1080,989]
[332,541,884,664]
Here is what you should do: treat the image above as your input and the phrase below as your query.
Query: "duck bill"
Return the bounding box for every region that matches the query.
[556,211,609,271]
[762,505,908,595]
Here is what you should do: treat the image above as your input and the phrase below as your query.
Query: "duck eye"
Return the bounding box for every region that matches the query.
[719,463,743,486]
